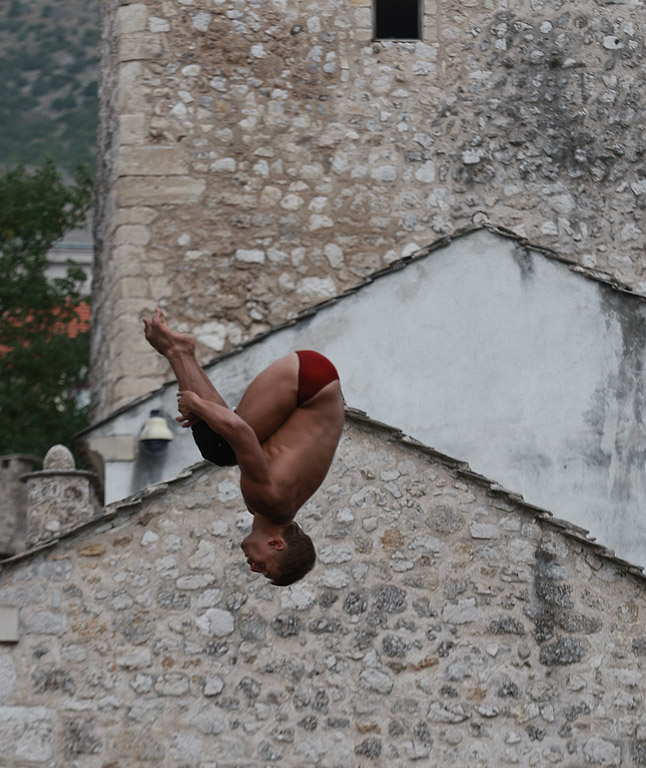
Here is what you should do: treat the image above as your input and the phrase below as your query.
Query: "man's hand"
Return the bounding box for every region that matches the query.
[176,390,202,427]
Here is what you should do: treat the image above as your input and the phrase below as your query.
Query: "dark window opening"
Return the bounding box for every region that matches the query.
[374,0,422,40]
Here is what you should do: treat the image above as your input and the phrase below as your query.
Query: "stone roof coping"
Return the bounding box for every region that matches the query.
[20,469,98,482]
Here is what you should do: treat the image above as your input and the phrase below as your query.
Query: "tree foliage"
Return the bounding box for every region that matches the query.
[0,158,94,459]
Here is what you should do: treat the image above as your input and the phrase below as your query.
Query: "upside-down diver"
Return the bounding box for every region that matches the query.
[143,309,345,586]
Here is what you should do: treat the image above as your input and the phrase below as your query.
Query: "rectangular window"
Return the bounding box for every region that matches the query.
[374,0,422,40]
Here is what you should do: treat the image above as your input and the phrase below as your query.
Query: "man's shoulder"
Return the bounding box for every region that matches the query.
[240,476,296,523]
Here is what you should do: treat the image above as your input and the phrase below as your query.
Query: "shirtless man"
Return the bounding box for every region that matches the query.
[143,309,345,586]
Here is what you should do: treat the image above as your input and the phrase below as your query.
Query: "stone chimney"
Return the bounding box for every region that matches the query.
[0,454,38,556]
[22,445,100,549]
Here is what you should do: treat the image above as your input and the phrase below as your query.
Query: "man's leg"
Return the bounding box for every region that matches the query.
[144,308,229,409]
[235,353,300,444]
[145,310,301,443]
[144,309,239,465]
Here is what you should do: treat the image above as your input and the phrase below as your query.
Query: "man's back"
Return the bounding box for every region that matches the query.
[241,379,345,521]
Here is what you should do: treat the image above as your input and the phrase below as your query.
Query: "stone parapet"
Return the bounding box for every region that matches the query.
[21,446,100,548]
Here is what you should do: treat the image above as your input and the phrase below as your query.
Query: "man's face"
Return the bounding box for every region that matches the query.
[240,537,281,581]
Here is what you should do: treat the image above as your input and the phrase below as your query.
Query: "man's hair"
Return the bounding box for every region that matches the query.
[271,522,316,587]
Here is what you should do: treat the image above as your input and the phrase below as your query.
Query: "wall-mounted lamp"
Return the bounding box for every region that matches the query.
[139,409,174,454]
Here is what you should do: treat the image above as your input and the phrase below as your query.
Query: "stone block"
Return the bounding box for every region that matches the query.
[114,224,151,247]
[119,32,166,63]
[0,606,19,642]
[149,276,173,299]
[297,276,336,300]
[355,28,373,42]
[113,377,163,408]
[353,8,372,29]
[0,706,55,762]
[149,16,171,32]
[471,523,501,539]
[360,668,394,694]
[113,204,157,227]
[117,62,145,113]
[25,610,66,637]
[117,146,189,176]
[120,277,150,299]
[196,608,235,637]
[112,297,153,319]
[118,4,149,35]
[211,158,237,173]
[86,436,135,462]
[112,244,147,265]
[116,647,152,669]
[116,176,206,206]
[583,738,621,767]
[443,598,479,624]
[235,249,266,264]
[119,113,147,145]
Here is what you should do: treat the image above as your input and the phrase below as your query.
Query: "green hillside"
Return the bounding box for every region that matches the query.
[0,0,99,172]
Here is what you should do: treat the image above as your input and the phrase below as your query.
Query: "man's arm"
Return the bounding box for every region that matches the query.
[177,391,275,490]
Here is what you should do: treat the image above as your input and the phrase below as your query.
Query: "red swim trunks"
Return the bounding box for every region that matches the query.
[296,350,339,405]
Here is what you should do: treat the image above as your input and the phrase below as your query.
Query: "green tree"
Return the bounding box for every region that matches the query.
[0,158,93,459]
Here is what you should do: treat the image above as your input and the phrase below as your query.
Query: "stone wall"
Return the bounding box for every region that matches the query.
[2,416,646,766]
[93,0,646,419]
[0,456,37,557]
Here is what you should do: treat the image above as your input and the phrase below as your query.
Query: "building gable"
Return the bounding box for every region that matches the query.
[1,416,645,765]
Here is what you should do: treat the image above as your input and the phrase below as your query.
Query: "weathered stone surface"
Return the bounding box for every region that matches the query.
[0,706,56,762]
[114,176,205,207]
[583,737,622,766]
[0,455,35,555]
[0,651,17,697]
[23,454,100,548]
[43,445,74,471]
[2,416,646,765]
[196,608,235,637]
[539,636,586,666]
[443,598,479,625]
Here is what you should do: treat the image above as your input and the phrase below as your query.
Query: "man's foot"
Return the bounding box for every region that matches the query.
[143,308,196,357]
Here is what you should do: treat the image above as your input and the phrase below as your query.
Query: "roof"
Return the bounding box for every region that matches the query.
[59,301,90,338]
[0,302,90,356]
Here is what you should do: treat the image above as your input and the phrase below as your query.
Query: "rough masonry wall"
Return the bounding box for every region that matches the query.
[0,457,35,557]
[93,0,646,418]
[2,419,646,766]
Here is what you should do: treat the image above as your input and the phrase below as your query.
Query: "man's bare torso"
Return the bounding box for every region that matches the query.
[240,380,345,521]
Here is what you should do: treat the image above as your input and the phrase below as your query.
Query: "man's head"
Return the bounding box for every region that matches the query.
[240,522,316,586]
[270,522,316,586]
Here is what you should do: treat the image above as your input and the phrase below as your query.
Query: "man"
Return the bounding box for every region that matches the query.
[143,309,345,586]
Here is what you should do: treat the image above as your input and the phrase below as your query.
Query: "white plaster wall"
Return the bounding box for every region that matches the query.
[83,229,646,566]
